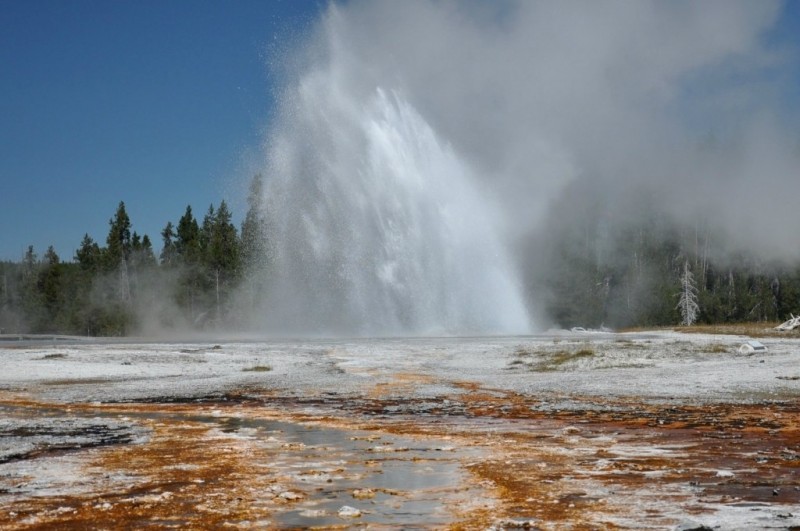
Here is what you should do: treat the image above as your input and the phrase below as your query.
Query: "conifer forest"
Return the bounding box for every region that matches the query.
[2,174,799,336]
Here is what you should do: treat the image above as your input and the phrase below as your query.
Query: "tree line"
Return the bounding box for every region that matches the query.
[527,183,800,329]
[0,175,268,336]
[2,172,799,335]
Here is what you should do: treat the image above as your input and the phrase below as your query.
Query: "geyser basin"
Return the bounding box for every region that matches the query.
[2,333,800,529]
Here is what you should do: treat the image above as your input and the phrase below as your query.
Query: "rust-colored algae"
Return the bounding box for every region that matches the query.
[1,401,281,529]
[2,376,799,529]
[448,390,800,529]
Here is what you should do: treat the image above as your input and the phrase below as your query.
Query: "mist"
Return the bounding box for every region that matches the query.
[243,0,800,334]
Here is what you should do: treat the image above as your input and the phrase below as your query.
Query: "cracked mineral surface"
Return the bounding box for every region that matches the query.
[0,330,799,529]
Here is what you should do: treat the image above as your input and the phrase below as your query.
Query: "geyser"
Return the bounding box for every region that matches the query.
[246,0,794,336]
[255,81,531,336]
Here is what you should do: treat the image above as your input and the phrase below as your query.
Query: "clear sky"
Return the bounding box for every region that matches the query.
[0,0,323,261]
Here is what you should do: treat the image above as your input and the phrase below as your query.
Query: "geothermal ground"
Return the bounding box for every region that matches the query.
[0,330,799,530]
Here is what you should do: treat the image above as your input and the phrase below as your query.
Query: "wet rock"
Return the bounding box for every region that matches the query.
[0,417,148,463]
[350,435,381,442]
[368,444,408,453]
[338,505,362,518]
[489,517,541,530]
[352,488,376,499]
[278,490,304,501]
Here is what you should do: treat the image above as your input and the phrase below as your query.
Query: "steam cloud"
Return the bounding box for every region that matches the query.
[249,0,799,334]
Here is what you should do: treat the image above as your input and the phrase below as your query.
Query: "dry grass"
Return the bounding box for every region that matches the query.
[613,339,644,350]
[535,348,595,371]
[40,353,67,359]
[675,323,790,338]
[242,365,272,372]
[621,323,795,338]
[513,345,597,371]
[705,343,729,354]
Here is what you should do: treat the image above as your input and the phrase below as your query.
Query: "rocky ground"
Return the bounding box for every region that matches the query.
[0,330,798,529]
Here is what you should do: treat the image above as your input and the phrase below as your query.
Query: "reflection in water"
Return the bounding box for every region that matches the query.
[216,415,476,527]
[0,403,481,527]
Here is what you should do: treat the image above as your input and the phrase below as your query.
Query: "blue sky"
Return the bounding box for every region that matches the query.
[0,0,324,261]
[2,0,800,262]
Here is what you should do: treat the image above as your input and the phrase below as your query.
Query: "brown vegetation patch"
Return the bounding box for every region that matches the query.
[367,371,437,399]
[674,323,789,338]
[242,364,272,372]
[40,378,114,386]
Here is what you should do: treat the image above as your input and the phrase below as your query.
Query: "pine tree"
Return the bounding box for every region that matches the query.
[139,235,157,267]
[175,205,206,322]
[677,260,700,326]
[200,204,216,261]
[176,205,200,264]
[103,202,133,304]
[75,234,101,272]
[37,246,64,331]
[160,222,177,266]
[240,173,267,271]
[105,201,132,270]
[208,201,238,275]
[22,245,37,278]
[206,200,239,323]
[19,246,44,331]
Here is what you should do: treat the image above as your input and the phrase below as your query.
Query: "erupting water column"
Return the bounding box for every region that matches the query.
[254,79,531,336]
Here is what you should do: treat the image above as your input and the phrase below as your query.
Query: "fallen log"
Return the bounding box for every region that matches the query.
[775,314,800,331]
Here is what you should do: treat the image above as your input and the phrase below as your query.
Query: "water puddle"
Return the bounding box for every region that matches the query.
[0,404,148,464]
[0,401,485,528]
[195,414,477,527]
